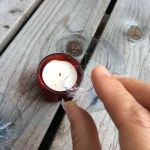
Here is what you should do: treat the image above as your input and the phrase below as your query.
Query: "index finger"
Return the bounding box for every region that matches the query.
[91,66,146,129]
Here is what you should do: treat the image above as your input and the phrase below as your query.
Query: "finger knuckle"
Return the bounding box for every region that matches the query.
[130,105,150,128]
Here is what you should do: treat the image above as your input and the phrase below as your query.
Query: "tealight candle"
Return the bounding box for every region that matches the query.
[42,60,78,91]
[37,53,83,102]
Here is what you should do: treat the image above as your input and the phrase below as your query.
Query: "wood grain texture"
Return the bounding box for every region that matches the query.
[51,0,150,149]
[0,0,43,52]
[0,0,110,149]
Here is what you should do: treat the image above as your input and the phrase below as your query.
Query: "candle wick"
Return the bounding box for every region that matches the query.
[59,73,61,76]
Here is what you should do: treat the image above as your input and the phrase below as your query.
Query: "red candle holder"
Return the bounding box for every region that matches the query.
[37,53,83,102]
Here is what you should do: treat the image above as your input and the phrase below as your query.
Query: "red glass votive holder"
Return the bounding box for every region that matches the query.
[37,53,83,102]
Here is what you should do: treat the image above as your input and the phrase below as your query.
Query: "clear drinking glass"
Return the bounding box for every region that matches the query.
[64,37,126,112]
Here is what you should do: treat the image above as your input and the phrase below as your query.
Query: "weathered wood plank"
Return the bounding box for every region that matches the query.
[51,0,150,149]
[0,0,43,52]
[0,0,110,149]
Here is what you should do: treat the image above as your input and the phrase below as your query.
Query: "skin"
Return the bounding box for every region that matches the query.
[64,66,150,150]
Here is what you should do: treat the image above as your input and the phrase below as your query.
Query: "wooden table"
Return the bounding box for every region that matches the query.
[0,0,150,149]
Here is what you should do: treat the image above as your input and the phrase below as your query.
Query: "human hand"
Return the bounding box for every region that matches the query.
[64,66,150,150]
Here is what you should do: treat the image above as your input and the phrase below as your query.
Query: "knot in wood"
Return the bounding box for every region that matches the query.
[66,41,83,57]
[127,26,142,41]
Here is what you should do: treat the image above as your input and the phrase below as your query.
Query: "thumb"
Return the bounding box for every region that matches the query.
[64,101,101,150]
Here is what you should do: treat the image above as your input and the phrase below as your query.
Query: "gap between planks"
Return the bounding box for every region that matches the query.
[39,13,110,150]
[45,14,114,150]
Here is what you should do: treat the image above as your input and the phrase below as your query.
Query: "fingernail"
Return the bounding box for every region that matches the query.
[93,66,111,77]
[61,99,75,110]
[63,101,76,121]
[100,66,111,76]
[64,101,75,111]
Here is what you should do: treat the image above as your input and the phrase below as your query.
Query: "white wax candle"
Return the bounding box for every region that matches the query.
[42,60,78,91]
